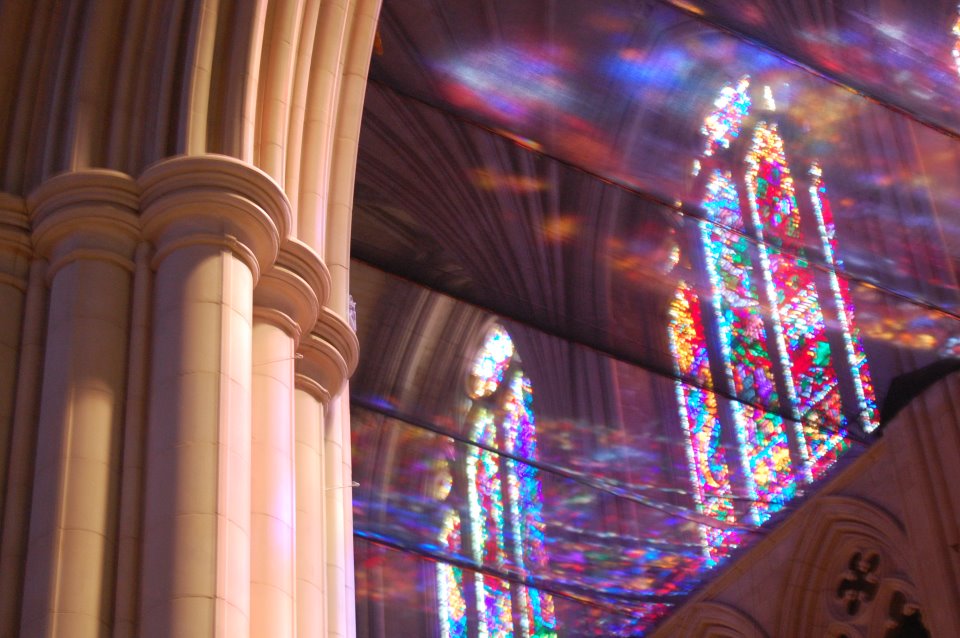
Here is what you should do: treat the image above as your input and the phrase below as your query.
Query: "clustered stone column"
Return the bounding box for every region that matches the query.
[138,156,290,636]
[315,309,360,638]
[250,239,329,636]
[0,155,360,637]
[296,310,358,638]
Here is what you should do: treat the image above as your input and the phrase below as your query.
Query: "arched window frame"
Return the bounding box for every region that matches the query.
[437,324,558,638]
[670,77,880,561]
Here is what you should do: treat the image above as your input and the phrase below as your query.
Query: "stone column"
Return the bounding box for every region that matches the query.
[250,239,327,637]
[0,195,30,521]
[293,369,328,638]
[312,309,358,638]
[295,306,358,638]
[112,241,154,636]
[341,385,358,638]
[18,171,139,637]
[137,155,289,638]
[0,256,46,636]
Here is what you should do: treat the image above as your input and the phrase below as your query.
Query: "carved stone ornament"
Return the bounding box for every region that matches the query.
[883,591,930,638]
[836,550,881,616]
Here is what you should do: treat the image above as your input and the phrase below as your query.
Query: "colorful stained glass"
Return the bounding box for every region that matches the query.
[469,325,516,399]
[502,375,556,637]
[953,5,960,78]
[467,410,513,638]
[667,284,738,564]
[672,79,880,561]
[744,122,847,479]
[735,405,794,523]
[438,511,468,638]
[440,327,557,638]
[698,170,795,524]
[467,411,508,567]
[700,171,779,410]
[808,164,879,432]
[701,76,751,157]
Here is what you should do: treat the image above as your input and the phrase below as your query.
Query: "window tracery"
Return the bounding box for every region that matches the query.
[836,551,880,616]
[670,77,880,561]
[437,325,557,638]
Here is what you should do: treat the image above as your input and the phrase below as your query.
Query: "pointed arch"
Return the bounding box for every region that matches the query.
[438,324,557,638]
[671,77,883,562]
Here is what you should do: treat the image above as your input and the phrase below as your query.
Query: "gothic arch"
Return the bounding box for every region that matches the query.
[778,495,916,637]
[677,601,768,638]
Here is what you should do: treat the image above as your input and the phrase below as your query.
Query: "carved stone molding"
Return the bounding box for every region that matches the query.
[675,601,768,638]
[827,622,862,638]
[835,549,881,617]
[139,154,291,282]
[882,590,929,638]
[296,308,359,406]
[253,238,330,343]
[886,371,960,635]
[315,306,360,379]
[779,496,909,637]
[27,170,140,280]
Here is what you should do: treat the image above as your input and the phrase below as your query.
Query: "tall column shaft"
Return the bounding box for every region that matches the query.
[340,384,358,638]
[137,155,289,638]
[112,242,154,637]
[294,376,327,638]
[252,238,328,638]
[250,315,296,637]
[18,172,139,637]
[297,307,356,638]
[140,241,254,637]
[302,308,358,638]
[0,257,46,635]
[0,197,30,524]
[325,395,348,638]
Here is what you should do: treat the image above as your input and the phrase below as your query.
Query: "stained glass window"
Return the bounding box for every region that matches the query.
[438,326,558,638]
[699,169,795,524]
[469,325,516,399]
[744,120,848,479]
[667,283,739,563]
[808,164,878,432]
[670,78,880,559]
[701,76,751,158]
[438,511,468,638]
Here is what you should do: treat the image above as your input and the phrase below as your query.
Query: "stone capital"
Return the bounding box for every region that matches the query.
[138,154,291,282]
[27,171,140,280]
[296,308,359,404]
[253,238,331,344]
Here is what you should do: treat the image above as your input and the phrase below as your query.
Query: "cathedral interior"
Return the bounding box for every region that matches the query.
[1,1,959,637]
[348,1,960,636]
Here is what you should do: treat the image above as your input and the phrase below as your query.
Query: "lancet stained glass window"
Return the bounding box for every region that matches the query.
[667,283,739,563]
[437,325,558,638]
[670,77,880,560]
